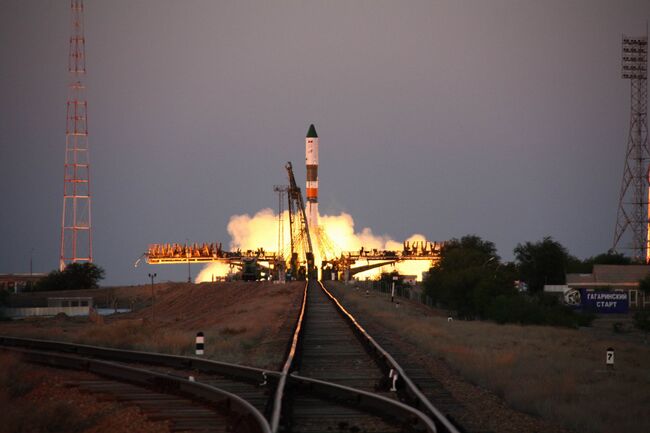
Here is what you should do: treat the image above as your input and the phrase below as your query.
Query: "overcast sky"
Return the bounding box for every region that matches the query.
[1,1,649,285]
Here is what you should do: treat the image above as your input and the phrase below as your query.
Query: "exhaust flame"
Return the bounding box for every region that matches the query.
[196,208,432,282]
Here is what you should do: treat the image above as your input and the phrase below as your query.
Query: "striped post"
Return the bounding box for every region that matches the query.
[195,332,204,355]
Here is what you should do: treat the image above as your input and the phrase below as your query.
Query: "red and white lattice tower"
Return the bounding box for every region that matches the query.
[60,0,92,270]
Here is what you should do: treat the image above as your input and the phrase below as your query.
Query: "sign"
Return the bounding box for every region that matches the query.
[606,348,615,367]
[579,289,629,314]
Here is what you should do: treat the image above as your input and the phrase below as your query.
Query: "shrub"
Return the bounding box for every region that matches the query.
[34,263,105,292]
[485,293,592,328]
[0,288,8,306]
[634,310,650,332]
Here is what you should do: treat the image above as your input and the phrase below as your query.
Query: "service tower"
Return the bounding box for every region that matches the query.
[305,124,319,230]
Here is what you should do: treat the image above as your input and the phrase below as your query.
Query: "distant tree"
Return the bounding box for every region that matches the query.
[514,237,570,292]
[565,254,591,274]
[425,235,516,317]
[34,263,105,292]
[438,235,498,271]
[0,288,9,307]
[591,251,632,265]
[638,273,650,295]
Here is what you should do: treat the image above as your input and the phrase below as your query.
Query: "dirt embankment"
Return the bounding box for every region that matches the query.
[0,351,172,433]
[327,281,650,433]
[1,281,305,369]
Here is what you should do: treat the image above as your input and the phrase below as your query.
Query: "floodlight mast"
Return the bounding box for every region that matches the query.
[613,31,649,263]
[60,0,93,271]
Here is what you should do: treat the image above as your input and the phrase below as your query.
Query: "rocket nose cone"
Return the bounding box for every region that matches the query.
[306,124,318,138]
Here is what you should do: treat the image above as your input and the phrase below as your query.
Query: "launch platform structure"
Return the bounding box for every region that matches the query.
[60,0,93,271]
[285,162,316,279]
[613,32,649,263]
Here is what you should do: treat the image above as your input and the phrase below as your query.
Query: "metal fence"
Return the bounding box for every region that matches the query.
[1,306,90,318]
[353,280,438,308]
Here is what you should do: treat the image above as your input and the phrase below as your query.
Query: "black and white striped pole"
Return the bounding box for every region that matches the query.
[196,332,204,356]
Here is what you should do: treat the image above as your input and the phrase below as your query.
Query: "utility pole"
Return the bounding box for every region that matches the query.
[148,273,156,321]
[60,0,93,270]
[186,239,191,283]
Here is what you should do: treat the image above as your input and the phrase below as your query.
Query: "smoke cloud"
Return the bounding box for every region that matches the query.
[196,208,431,282]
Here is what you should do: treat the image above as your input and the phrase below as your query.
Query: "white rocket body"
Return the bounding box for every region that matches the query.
[305,124,319,230]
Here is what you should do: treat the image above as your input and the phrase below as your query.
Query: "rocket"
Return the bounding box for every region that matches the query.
[306,124,319,230]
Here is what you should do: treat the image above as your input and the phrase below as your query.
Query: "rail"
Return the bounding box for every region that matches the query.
[288,373,439,432]
[318,281,462,433]
[272,281,438,432]
[5,346,271,433]
[0,335,272,383]
[269,281,308,432]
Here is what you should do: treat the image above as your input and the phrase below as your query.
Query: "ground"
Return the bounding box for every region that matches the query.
[326,281,650,433]
[3,280,648,433]
[0,351,172,433]
[0,281,304,433]
[1,281,305,368]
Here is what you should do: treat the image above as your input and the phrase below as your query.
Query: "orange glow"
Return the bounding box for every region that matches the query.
[196,208,433,282]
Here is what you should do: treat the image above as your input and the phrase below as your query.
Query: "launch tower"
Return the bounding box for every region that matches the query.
[60,0,93,270]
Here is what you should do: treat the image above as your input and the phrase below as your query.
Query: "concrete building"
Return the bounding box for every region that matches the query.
[566,264,650,309]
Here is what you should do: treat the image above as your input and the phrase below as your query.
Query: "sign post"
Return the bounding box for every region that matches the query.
[606,347,615,369]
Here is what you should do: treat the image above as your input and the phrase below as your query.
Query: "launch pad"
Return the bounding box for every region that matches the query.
[142,124,442,280]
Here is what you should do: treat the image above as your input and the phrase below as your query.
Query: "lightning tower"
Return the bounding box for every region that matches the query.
[60,0,93,270]
[613,32,648,262]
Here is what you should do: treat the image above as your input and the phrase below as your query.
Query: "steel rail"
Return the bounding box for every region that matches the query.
[318,281,462,433]
[269,280,308,432]
[0,335,270,382]
[273,281,438,433]
[4,346,271,433]
[288,373,438,432]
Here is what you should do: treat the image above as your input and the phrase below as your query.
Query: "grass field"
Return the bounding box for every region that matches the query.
[328,282,650,433]
[0,281,304,370]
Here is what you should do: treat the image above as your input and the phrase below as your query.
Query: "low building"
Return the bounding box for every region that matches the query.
[0,273,46,293]
[47,297,93,308]
[566,264,650,309]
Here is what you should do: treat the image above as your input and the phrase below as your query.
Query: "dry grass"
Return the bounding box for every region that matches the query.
[0,281,303,370]
[329,282,650,433]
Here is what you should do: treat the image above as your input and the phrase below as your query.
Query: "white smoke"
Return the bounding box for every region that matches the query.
[196,208,431,282]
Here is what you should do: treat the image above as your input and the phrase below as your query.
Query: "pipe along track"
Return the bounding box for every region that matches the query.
[1,280,463,433]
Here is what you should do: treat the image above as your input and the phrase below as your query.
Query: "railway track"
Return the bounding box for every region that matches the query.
[273,280,461,433]
[6,345,270,433]
[1,280,468,433]
[0,337,273,433]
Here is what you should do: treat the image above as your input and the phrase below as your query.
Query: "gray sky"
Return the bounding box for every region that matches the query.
[1,1,649,285]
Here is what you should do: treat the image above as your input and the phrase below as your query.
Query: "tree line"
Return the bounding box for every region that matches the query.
[423,235,631,327]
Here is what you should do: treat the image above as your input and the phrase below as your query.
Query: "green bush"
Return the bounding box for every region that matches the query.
[634,310,650,332]
[485,294,592,328]
[33,263,105,292]
[0,288,8,306]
